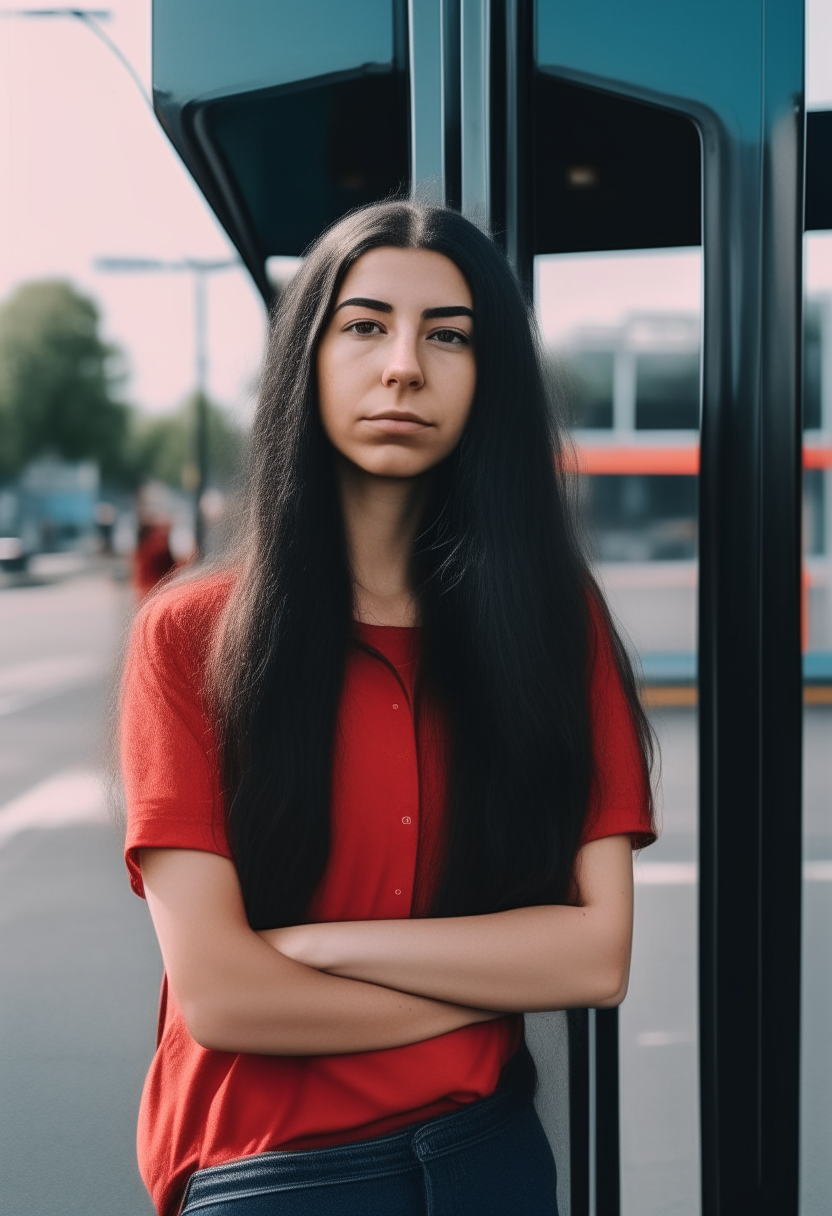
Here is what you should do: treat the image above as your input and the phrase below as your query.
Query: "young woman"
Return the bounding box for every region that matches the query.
[120,201,655,1216]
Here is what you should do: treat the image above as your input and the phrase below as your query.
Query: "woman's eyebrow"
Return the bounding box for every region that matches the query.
[422,305,474,320]
[333,297,392,313]
[333,298,474,320]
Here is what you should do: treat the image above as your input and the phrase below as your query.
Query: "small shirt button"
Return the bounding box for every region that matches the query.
[402,816,412,824]
[392,703,399,710]
[395,889,402,895]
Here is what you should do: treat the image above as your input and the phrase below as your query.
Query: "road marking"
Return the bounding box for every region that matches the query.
[637,1030,694,1047]
[0,769,108,845]
[635,862,697,884]
[635,860,832,884]
[805,860,832,882]
[0,654,106,715]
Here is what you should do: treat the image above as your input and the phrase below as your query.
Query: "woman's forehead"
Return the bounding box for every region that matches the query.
[336,247,472,309]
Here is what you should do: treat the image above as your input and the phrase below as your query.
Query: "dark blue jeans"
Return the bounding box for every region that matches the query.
[178,1081,558,1215]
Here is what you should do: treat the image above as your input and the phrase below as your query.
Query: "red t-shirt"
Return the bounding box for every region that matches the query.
[121,573,653,1216]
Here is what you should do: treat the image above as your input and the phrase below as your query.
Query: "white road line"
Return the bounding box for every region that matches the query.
[0,769,108,845]
[637,1030,695,1047]
[635,860,832,884]
[635,862,698,885]
[0,654,105,715]
[805,860,832,882]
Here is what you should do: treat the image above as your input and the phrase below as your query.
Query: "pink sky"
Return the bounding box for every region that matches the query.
[1,1,831,420]
[0,0,266,419]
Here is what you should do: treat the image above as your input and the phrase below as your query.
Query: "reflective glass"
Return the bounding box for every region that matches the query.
[800,230,832,1216]
[801,2,832,1207]
[535,247,701,1216]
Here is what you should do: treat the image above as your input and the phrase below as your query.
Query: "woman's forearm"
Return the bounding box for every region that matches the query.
[261,836,635,1012]
[261,903,629,1013]
[185,936,500,1055]
[140,847,499,1058]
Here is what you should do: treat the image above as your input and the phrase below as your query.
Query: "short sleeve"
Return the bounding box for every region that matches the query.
[120,577,232,898]
[581,601,656,850]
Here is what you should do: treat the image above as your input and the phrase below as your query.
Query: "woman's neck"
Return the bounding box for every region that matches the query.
[337,457,428,627]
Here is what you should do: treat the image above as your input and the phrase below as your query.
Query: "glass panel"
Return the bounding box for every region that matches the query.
[154,0,397,115]
[801,230,832,1216]
[801,2,832,1206]
[531,75,701,255]
[153,0,408,264]
[203,71,409,259]
[536,247,701,1216]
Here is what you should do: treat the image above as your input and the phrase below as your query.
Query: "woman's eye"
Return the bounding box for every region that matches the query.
[430,328,470,345]
[347,320,382,336]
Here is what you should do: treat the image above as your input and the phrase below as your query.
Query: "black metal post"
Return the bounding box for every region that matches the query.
[568,1008,590,1216]
[594,1008,621,1216]
[698,2,804,1210]
[503,0,533,296]
[442,0,462,210]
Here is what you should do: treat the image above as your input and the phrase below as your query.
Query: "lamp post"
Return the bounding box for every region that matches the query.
[0,7,152,110]
[94,256,239,557]
[5,8,240,556]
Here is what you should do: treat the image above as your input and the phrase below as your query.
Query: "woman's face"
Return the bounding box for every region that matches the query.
[317,247,476,479]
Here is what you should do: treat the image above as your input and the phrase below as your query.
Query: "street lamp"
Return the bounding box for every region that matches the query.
[94,256,240,557]
[7,8,241,556]
[0,7,152,110]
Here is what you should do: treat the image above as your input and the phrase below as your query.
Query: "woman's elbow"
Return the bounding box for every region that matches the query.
[592,958,631,1008]
[180,989,247,1052]
[180,997,224,1051]
[593,980,629,1008]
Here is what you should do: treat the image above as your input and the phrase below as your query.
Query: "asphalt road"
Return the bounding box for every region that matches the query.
[0,573,160,1216]
[0,571,829,1216]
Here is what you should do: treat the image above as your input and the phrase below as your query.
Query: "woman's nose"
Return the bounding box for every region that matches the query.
[381,333,424,391]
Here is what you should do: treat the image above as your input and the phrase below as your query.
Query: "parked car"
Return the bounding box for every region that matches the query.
[0,536,30,573]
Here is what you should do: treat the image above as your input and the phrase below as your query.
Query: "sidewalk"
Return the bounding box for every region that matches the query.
[0,550,130,591]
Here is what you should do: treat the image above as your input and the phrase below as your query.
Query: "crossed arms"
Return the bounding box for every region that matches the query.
[139,833,633,1057]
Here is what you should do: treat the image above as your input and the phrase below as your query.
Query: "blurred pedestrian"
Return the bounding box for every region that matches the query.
[132,489,177,600]
[94,501,117,557]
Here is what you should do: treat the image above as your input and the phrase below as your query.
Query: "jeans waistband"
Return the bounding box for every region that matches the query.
[181,1079,530,1211]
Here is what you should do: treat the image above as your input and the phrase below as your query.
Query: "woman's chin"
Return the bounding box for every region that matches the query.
[343,451,440,482]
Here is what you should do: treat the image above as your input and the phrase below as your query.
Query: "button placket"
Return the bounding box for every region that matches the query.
[372,654,419,915]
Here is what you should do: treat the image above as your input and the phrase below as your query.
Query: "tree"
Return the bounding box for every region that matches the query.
[130,394,246,491]
[0,280,130,480]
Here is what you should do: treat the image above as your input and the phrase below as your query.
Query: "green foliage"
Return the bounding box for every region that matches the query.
[130,394,246,490]
[0,279,248,492]
[0,279,130,480]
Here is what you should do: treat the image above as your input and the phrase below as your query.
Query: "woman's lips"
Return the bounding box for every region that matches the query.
[362,413,432,434]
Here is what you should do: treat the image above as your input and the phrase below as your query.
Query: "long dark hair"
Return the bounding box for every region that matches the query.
[209,200,654,929]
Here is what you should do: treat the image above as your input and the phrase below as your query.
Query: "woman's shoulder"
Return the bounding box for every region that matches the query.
[131,568,236,672]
